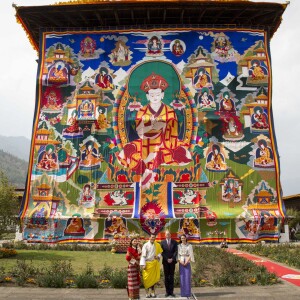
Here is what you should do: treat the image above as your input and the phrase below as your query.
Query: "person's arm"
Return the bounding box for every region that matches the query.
[125,249,131,262]
[140,244,147,267]
[154,242,162,261]
[161,242,168,261]
[126,249,137,265]
[172,241,178,261]
[183,244,193,265]
[177,245,184,265]
[189,244,195,263]
[136,114,154,136]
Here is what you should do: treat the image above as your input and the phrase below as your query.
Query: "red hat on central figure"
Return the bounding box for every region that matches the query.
[140,72,169,92]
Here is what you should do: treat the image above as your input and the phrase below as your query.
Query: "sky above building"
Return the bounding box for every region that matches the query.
[0,0,298,196]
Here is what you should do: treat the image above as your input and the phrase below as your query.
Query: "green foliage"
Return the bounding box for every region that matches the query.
[286,208,300,229]
[1,232,16,240]
[255,266,278,286]
[0,172,19,238]
[2,241,111,251]
[99,264,114,281]
[153,191,160,197]
[2,241,28,249]
[0,150,28,187]
[0,248,17,258]
[75,264,98,288]
[75,273,98,288]
[238,243,300,269]
[144,189,152,195]
[37,260,73,288]
[11,260,40,286]
[193,246,278,287]
[37,272,67,288]
[0,266,5,282]
[110,268,127,288]
[0,247,282,289]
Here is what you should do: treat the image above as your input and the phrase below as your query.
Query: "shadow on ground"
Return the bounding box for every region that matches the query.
[194,292,236,297]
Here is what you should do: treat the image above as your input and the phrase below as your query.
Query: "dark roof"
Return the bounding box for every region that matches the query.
[283,194,300,210]
[283,194,300,201]
[14,0,288,51]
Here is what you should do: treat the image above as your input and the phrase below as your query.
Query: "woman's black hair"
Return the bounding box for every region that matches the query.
[130,237,137,248]
[179,234,188,244]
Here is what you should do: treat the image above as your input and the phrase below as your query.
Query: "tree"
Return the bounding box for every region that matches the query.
[286,208,300,231]
[0,171,19,238]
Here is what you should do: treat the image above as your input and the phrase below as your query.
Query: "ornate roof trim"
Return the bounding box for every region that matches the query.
[14,1,288,52]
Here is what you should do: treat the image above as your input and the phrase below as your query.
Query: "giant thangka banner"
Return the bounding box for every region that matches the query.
[20,28,284,244]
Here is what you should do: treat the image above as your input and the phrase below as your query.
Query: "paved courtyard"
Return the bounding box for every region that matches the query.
[0,282,300,300]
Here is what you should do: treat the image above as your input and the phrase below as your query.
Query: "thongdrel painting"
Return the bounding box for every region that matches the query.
[20,28,284,245]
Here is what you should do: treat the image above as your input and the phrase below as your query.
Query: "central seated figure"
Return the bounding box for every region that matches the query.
[117,72,192,175]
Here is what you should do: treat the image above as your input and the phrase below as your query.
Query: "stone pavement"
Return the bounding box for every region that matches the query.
[0,282,300,300]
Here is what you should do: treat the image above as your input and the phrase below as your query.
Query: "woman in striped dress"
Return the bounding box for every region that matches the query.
[126,238,141,300]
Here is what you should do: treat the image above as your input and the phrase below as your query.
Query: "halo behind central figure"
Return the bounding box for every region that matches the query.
[128,61,181,106]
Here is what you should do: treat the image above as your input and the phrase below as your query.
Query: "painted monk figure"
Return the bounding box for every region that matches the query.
[117,73,191,176]
[37,144,58,171]
[254,140,274,166]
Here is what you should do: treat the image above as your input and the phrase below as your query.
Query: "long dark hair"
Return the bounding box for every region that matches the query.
[130,237,138,248]
[179,234,188,244]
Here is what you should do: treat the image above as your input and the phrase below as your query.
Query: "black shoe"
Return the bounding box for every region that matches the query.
[165,294,169,297]
[170,294,176,298]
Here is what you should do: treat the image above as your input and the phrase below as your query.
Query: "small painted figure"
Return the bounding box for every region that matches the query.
[251,106,269,130]
[95,107,109,130]
[254,140,274,167]
[96,67,114,90]
[206,144,227,171]
[249,60,267,80]
[172,39,184,56]
[198,88,216,110]
[79,183,95,208]
[219,91,236,115]
[80,141,102,168]
[194,68,211,90]
[49,62,68,83]
[64,215,86,236]
[79,100,94,118]
[63,110,83,136]
[147,36,162,55]
[80,36,96,57]
[222,179,241,202]
[214,33,230,57]
[37,144,59,171]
